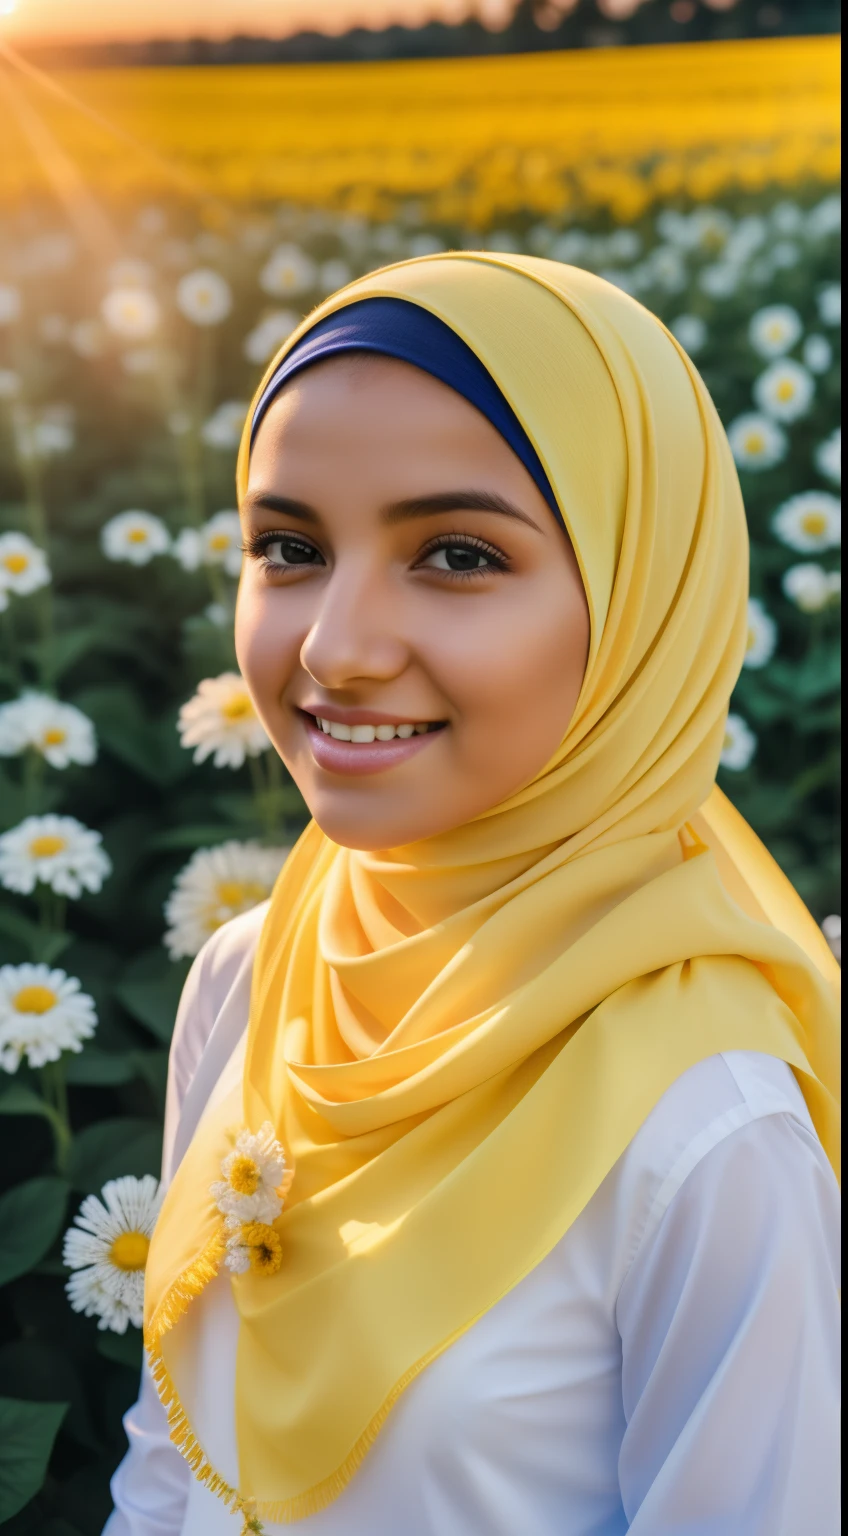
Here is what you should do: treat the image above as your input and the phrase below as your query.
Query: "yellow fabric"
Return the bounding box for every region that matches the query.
[144,254,840,1527]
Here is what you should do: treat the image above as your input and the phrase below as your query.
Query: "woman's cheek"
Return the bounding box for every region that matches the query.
[235,580,298,714]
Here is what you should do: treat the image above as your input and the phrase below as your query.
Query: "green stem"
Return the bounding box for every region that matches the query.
[23,747,46,816]
[40,1060,72,1173]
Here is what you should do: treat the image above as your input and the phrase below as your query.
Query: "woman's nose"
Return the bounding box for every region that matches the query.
[299,566,409,689]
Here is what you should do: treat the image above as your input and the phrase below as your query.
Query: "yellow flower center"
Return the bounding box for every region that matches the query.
[3,552,29,574]
[228,1155,260,1195]
[29,834,67,858]
[746,628,756,651]
[221,693,253,721]
[127,527,149,543]
[217,879,267,909]
[744,433,764,455]
[243,1221,283,1277]
[775,379,796,401]
[801,512,827,536]
[766,323,784,341]
[13,985,58,1014]
[723,730,733,750]
[42,727,67,746]
[109,1230,151,1272]
[208,533,232,551]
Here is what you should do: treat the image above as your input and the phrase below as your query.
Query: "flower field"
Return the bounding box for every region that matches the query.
[0,57,842,1530]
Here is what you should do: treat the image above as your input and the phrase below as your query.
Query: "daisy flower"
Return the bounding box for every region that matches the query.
[817,284,841,327]
[172,526,203,571]
[0,532,51,596]
[243,309,299,365]
[0,284,22,325]
[727,414,787,472]
[0,963,97,1073]
[748,305,802,360]
[772,492,841,554]
[808,195,841,239]
[743,598,777,669]
[802,335,833,375]
[0,814,112,898]
[260,245,316,298]
[16,415,75,461]
[782,563,841,613]
[670,315,707,355]
[814,428,841,487]
[699,264,738,300]
[201,401,249,450]
[752,360,814,423]
[0,692,97,769]
[63,1175,162,1333]
[211,1121,293,1231]
[101,287,160,340]
[178,673,271,769]
[176,269,232,327]
[720,714,757,772]
[101,510,170,565]
[319,258,352,294]
[645,246,687,294]
[163,840,288,959]
[199,510,242,577]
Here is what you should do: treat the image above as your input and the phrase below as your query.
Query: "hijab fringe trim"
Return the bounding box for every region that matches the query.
[144,1223,587,1527]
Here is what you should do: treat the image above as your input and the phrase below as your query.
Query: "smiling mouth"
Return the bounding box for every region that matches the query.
[310,715,445,743]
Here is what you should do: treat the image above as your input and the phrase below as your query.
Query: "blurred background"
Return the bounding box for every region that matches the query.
[0,2,841,1530]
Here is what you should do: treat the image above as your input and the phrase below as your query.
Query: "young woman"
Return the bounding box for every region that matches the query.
[108,256,840,1536]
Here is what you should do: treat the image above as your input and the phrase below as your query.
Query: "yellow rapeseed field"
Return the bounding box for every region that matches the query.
[1,33,841,220]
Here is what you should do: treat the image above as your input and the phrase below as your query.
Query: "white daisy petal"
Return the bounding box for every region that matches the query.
[201,401,249,450]
[782,563,840,613]
[743,598,777,669]
[101,511,171,566]
[243,309,299,365]
[720,714,757,771]
[63,1175,161,1334]
[177,673,271,769]
[752,360,815,423]
[176,268,232,327]
[0,692,97,769]
[748,305,803,359]
[727,413,788,471]
[259,245,317,298]
[163,840,289,959]
[814,428,841,487]
[669,315,707,355]
[0,532,51,596]
[0,963,98,1073]
[200,511,243,577]
[0,814,111,899]
[101,287,160,340]
[772,492,841,554]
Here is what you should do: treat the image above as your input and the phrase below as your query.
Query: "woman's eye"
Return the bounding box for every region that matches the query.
[422,543,501,574]
[260,537,322,568]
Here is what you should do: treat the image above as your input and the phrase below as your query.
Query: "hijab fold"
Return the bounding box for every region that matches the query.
[144,254,840,1528]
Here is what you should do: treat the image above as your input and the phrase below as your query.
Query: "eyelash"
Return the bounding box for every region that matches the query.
[242,530,511,580]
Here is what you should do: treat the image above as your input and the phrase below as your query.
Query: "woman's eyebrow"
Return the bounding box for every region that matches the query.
[241,492,320,524]
[382,490,542,532]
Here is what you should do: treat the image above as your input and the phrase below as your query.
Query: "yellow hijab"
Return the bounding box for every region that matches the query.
[144,255,840,1530]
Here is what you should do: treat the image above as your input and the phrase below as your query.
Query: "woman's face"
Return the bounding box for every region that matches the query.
[237,355,590,851]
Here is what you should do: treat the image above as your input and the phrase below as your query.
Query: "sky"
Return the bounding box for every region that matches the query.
[0,0,519,44]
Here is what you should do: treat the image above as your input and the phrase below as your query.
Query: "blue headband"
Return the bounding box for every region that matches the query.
[249,296,561,525]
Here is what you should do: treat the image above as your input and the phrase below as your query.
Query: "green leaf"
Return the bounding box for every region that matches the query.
[148,823,238,851]
[73,687,190,787]
[0,1178,68,1287]
[97,1327,144,1370]
[0,1083,57,1122]
[114,949,187,1043]
[0,906,74,964]
[0,1396,68,1522]
[67,1118,161,1193]
[64,1049,139,1087]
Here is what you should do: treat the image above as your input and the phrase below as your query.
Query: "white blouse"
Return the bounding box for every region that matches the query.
[105,903,840,1536]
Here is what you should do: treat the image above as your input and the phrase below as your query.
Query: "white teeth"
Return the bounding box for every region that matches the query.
[315,716,434,742]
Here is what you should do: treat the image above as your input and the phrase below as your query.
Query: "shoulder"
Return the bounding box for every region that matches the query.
[167,901,268,1108]
[608,1051,835,1288]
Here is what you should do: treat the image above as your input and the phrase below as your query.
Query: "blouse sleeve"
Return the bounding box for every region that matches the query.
[103,945,217,1536]
[616,1110,841,1535]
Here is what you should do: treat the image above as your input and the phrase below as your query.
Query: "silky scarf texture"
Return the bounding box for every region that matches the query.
[144,254,840,1528]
